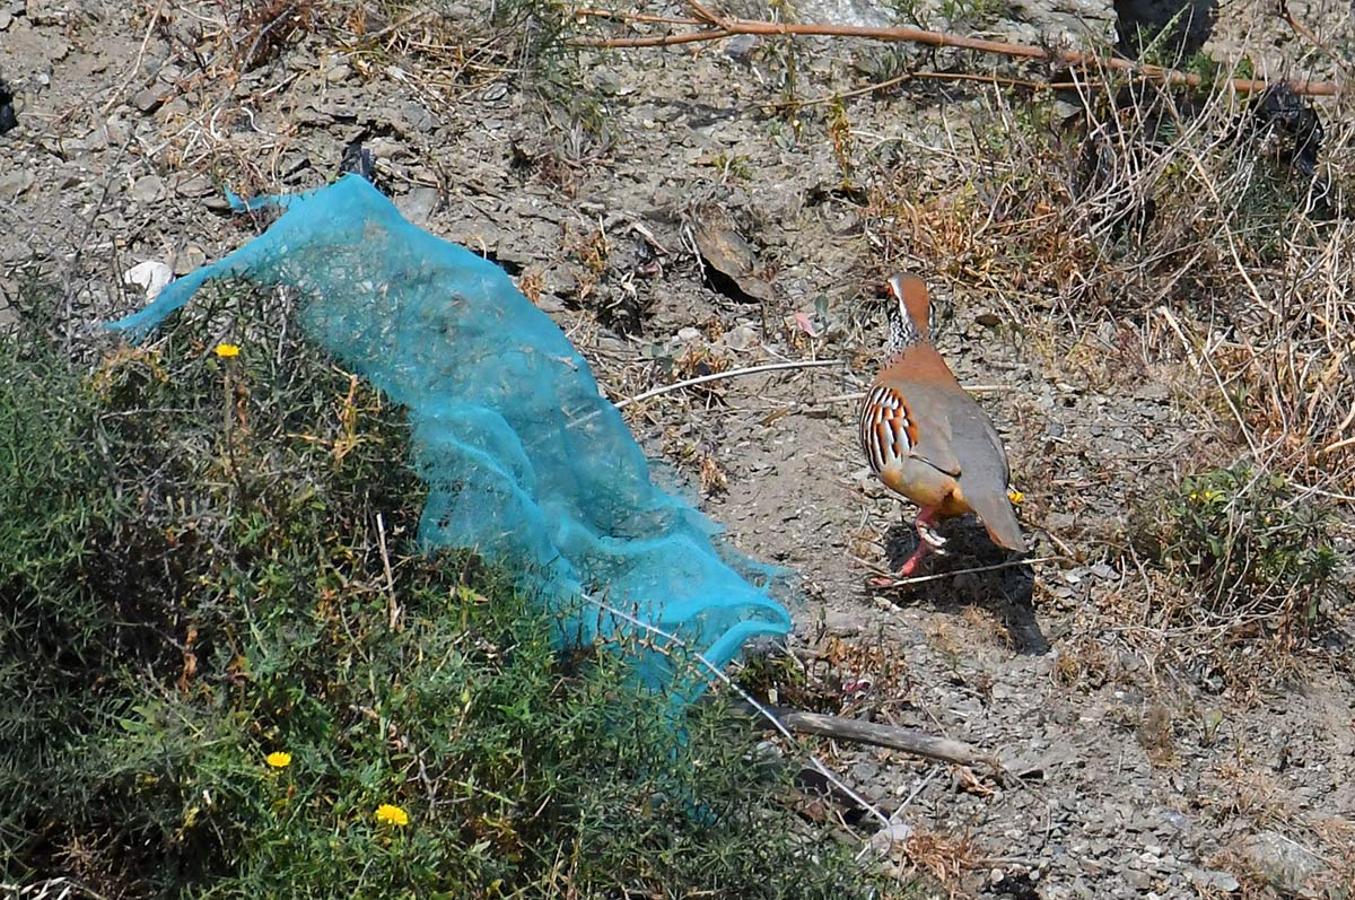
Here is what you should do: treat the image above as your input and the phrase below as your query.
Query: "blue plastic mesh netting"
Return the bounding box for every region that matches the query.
[108,173,792,691]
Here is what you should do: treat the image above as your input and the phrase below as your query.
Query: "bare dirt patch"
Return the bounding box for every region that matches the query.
[3,0,1353,895]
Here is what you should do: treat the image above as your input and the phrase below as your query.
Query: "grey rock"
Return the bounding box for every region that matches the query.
[130,174,163,204]
[823,609,860,637]
[0,168,35,198]
[394,101,436,135]
[132,87,166,114]
[25,0,64,25]
[1159,811,1190,838]
[794,0,890,27]
[85,119,128,151]
[849,758,879,782]
[1134,381,1171,402]
[172,245,207,276]
[533,293,566,314]
[1124,869,1153,891]
[591,69,621,95]
[721,323,760,351]
[868,822,912,854]
[395,187,440,225]
[1046,511,1077,531]
[1236,830,1327,898]
[1190,869,1240,893]
[174,174,216,198]
[1089,561,1118,580]
[722,33,760,60]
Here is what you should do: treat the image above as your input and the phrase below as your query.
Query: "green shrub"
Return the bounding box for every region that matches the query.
[0,282,893,898]
[1139,463,1346,647]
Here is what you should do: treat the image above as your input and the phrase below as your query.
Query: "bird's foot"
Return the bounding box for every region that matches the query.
[898,549,929,576]
[917,518,948,552]
[869,542,932,587]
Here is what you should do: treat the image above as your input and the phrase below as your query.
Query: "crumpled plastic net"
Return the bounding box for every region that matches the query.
[108,173,792,692]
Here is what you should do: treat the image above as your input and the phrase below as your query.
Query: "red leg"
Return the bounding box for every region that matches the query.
[896,539,933,576]
[912,506,944,549]
[870,505,943,586]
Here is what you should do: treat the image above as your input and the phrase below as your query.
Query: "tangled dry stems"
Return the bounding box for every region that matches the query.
[855,54,1352,675]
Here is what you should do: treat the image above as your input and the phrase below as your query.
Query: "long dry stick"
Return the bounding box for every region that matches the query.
[580,591,895,831]
[863,555,1064,588]
[737,704,1004,772]
[613,359,846,409]
[570,7,1341,97]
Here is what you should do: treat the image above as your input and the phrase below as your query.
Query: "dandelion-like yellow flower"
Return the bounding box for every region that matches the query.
[375,803,409,827]
[265,751,292,769]
[214,343,241,359]
[1007,488,1025,505]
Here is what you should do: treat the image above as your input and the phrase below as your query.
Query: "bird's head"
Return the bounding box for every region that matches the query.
[881,272,931,355]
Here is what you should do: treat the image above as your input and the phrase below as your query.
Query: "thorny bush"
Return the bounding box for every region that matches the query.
[0,279,896,898]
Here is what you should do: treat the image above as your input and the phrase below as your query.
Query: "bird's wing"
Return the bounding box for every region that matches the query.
[944,393,1026,552]
[860,382,960,477]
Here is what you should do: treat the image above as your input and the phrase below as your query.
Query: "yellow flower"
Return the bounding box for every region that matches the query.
[214,343,241,359]
[375,803,409,827]
[1007,488,1024,505]
[265,751,292,769]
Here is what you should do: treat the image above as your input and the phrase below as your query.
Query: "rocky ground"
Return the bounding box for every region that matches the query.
[2,0,1353,896]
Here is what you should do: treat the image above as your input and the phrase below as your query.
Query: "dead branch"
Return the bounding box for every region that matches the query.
[570,8,1341,97]
[1277,0,1350,76]
[584,592,895,829]
[735,702,1005,773]
[612,359,846,409]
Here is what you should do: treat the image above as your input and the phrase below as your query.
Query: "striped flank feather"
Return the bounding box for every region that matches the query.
[858,384,914,475]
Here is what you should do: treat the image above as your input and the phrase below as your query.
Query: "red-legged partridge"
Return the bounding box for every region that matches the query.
[859,273,1026,579]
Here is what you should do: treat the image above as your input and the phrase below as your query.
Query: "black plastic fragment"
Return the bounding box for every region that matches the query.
[0,77,17,136]
[1113,0,1218,61]
[1249,82,1325,178]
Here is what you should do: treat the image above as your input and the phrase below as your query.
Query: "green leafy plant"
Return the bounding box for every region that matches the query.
[0,280,899,898]
[939,0,1009,28]
[1142,464,1345,644]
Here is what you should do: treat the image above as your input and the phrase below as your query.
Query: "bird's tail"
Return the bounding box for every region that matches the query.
[967,488,1027,553]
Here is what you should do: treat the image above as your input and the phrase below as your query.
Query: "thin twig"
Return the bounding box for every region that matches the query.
[100,0,164,116]
[613,359,846,409]
[584,27,733,48]
[863,555,1064,588]
[570,8,1341,96]
[580,591,893,830]
[356,7,431,42]
[377,512,400,631]
[733,704,1004,772]
[780,69,1073,109]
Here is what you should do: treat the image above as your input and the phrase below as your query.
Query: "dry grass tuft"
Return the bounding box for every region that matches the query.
[864,69,1355,494]
[1136,700,1177,766]
[235,0,319,70]
[863,64,1353,683]
[1051,634,1114,689]
[736,634,914,722]
[1204,759,1297,827]
[901,827,981,891]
